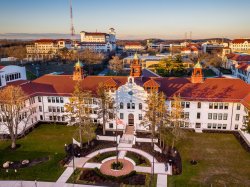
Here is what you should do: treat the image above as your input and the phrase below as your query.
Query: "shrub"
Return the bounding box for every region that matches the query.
[111,161,123,170]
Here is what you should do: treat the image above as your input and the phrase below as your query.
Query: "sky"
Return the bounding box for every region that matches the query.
[0,0,250,40]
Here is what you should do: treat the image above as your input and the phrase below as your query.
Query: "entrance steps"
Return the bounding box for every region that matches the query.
[125,125,134,135]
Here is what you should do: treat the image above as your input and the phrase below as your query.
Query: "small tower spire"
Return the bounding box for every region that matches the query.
[73,59,84,81]
[191,61,204,83]
[130,52,142,77]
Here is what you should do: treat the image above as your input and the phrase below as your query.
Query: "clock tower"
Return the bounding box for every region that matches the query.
[130,53,142,77]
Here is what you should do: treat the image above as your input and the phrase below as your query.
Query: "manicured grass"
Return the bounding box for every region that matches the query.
[167,132,250,186]
[0,124,79,181]
[126,151,151,166]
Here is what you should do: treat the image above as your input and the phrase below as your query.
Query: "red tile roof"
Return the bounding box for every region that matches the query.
[125,42,142,46]
[232,39,250,44]
[143,79,160,87]
[11,73,250,109]
[227,53,250,61]
[0,66,5,70]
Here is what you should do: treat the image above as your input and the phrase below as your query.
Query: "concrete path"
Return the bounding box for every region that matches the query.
[84,162,101,169]
[118,150,127,158]
[157,174,168,187]
[134,166,151,173]
[56,167,74,183]
[0,180,106,187]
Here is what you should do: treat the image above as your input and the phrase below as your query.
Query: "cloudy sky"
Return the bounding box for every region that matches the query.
[0,0,250,40]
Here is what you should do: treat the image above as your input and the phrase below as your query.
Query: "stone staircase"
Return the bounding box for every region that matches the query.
[125,125,134,135]
[118,125,135,148]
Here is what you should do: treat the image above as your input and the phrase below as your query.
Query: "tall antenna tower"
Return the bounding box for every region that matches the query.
[70,0,75,38]
[190,31,192,42]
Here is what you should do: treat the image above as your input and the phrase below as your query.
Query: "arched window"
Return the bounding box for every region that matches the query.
[120,102,124,109]
[139,103,142,110]
[129,78,132,83]
[127,103,131,109]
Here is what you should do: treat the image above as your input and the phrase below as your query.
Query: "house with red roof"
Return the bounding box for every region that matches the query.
[1,55,250,139]
[230,39,250,54]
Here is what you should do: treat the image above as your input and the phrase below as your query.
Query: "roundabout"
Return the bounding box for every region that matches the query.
[100,158,134,177]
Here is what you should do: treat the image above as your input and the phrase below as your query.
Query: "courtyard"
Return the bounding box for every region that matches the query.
[0,124,250,186]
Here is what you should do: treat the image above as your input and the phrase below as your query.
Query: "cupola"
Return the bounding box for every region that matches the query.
[73,59,84,81]
[191,61,204,83]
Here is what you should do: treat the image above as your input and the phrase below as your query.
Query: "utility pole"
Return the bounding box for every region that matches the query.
[69,0,75,46]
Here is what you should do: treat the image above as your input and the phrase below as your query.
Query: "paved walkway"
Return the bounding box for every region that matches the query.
[56,167,74,183]
[157,174,168,187]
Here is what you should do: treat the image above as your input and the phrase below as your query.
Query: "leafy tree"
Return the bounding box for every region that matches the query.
[64,82,93,148]
[0,86,31,149]
[108,56,123,75]
[97,82,115,135]
[169,94,185,150]
[143,90,168,145]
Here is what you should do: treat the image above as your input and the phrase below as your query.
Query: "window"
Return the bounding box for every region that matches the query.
[49,116,52,121]
[120,102,124,109]
[186,102,190,108]
[212,123,217,129]
[207,123,212,128]
[197,112,201,119]
[127,103,130,109]
[53,116,56,121]
[40,115,43,120]
[218,113,222,120]
[223,124,227,129]
[109,123,113,128]
[52,97,55,103]
[181,102,185,108]
[209,103,213,109]
[62,116,65,121]
[48,106,52,112]
[60,97,64,103]
[235,124,239,130]
[57,106,60,112]
[139,114,142,120]
[39,106,42,112]
[57,116,61,121]
[223,113,228,120]
[208,113,212,119]
[195,123,201,128]
[184,112,189,119]
[139,103,142,110]
[38,96,42,102]
[120,113,124,119]
[214,103,218,109]
[109,112,113,119]
[61,107,64,113]
[218,124,222,129]
[56,97,59,103]
[52,107,56,112]
[236,103,241,110]
[213,113,217,120]
[132,103,135,109]
[235,114,240,121]
[197,102,201,108]
[224,103,229,109]
[219,103,223,109]
[48,97,51,103]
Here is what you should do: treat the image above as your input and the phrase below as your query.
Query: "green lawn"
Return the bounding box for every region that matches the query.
[168,132,250,187]
[0,124,79,181]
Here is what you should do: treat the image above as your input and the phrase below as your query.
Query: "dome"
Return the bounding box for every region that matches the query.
[74,59,83,67]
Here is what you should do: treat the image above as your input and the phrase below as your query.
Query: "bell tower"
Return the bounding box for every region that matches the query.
[73,59,84,81]
[130,53,142,77]
[191,61,204,83]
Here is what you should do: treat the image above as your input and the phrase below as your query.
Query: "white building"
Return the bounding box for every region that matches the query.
[225,53,250,83]
[0,65,27,88]
[78,28,116,52]
[26,39,72,61]
[124,42,145,51]
[230,39,250,54]
[0,58,250,139]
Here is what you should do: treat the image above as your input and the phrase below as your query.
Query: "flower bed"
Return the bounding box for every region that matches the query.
[88,151,117,163]
[111,161,123,170]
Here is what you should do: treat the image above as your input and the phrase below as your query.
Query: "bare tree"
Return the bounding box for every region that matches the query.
[64,82,93,148]
[108,56,123,75]
[78,49,104,75]
[0,85,31,149]
[96,82,115,135]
